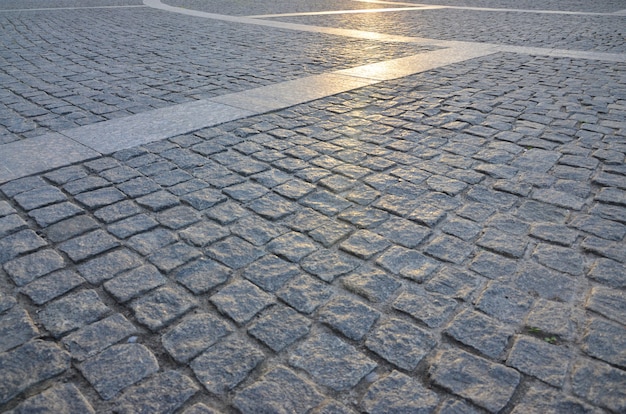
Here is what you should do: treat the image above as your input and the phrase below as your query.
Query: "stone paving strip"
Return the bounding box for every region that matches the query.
[0,0,625,413]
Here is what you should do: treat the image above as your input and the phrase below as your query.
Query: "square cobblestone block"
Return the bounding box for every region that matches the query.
[77,248,143,285]
[130,286,198,331]
[373,216,430,249]
[361,370,439,414]
[525,298,579,341]
[376,246,439,282]
[179,221,229,247]
[477,228,528,259]
[28,202,84,228]
[3,249,65,286]
[581,317,626,368]
[13,186,67,211]
[0,214,27,238]
[300,190,352,216]
[267,232,318,262]
[231,215,286,246]
[587,258,626,288]
[174,257,231,294]
[155,205,201,230]
[205,201,248,225]
[0,307,39,352]
[1,176,46,198]
[571,358,626,413]
[99,165,141,184]
[44,166,88,185]
[242,254,300,292]
[114,370,199,414]
[0,230,48,265]
[249,192,297,220]
[510,384,594,414]
[507,335,570,387]
[430,348,520,413]
[289,332,377,391]
[301,250,360,283]
[393,288,457,328]
[233,366,324,414]
[0,340,70,404]
[127,228,178,256]
[116,176,161,198]
[445,309,513,359]
[277,274,333,314]
[93,200,142,224]
[365,317,436,371]
[319,296,380,341]
[341,266,401,303]
[515,262,579,302]
[207,236,265,269]
[339,229,391,260]
[58,229,120,263]
[585,286,626,325]
[248,305,311,352]
[104,264,167,303]
[39,290,110,337]
[469,250,517,280]
[79,343,158,400]
[136,190,180,212]
[148,241,202,273]
[108,214,159,239]
[45,214,100,243]
[308,220,353,247]
[75,187,126,210]
[210,279,274,325]
[7,383,95,414]
[20,269,84,305]
[424,267,482,300]
[162,312,234,363]
[191,335,265,395]
[63,176,109,196]
[424,234,473,264]
[475,282,534,325]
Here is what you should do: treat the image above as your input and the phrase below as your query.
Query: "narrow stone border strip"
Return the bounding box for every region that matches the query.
[246,7,433,19]
[0,5,145,12]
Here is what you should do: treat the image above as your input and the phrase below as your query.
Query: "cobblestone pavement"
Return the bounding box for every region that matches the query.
[1,0,626,413]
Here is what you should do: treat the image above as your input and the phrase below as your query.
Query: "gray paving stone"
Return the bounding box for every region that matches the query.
[424,267,482,301]
[595,187,626,206]
[0,291,17,314]
[181,403,221,414]
[319,295,380,341]
[39,289,109,337]
[77,248,143,285]
[308,219,353,247]
[0,340,70,404]
[20,269,84,305]
[300,190,352,216]
[136,190,180,212]
[585,286,626,325]
[248,305,311,352]
[407,203,447,227]
[0,214,27,238]
[62,314,138,361]
[63,176,110,196]
[393,288,457,328]
[94,200,142,223]
[44,166,88,185]
[467,186,518,210]
[424,234,473,264]
[445,308,513,359]
[588,258,626,288]
[581,317,626,368]
[114,370,199,414]
[154,205,201,230]
[582,235,625,263]
[337,206,389,229]
[529,222,578,246]
[130,286,198,331]
[430,348,520,413]
[242,254,299,292]
[532,188,586,211]
[532,243,584,276]
[365,317,436,371]
[231,214,287,246]
[301,250,360,283]
[0,307,39,353]
[376,245,439,282]
[476,227,528,259]
[104,264,167,303]
[277,274,333,314]
[361,370,439,414]
[510,384,595,414]
[373,216,430,248]
[339,229,391,260]
[516,200,569,223]
[341,266,401,303]
[174,257,231,294]
[207,236,265,269]
[79,343,158,400]
[13,186,66,211]
[233,366,324,414]
[268,231,318,262]
[6,383,95,414]
[179,221,229,247]
[475,282,533,325]
[205,201,248,224]
[516,262,580,302]
[116,176,162,198]
[290,331,376,391]
[525,299,580,342]
[312,400,356,414]
[75,187,126,210]
[0,177,46,198]
[469,250,517,280]
[571,358,626,413]
[437,398,483,414]
[191,335,265,395]
[507,335,570,387]
[3,249,65,286]
[148,241,202,272]
[58,229,120,263]
[210,279,274,325]
[108,214,159,239]
[0,229,48,264]
[45,214,100,243]
[570,214,626,241]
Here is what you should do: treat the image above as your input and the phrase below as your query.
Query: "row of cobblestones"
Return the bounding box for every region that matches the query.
[1,50,625,412]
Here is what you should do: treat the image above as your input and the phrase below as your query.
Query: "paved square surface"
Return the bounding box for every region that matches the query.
[1,0,625,412]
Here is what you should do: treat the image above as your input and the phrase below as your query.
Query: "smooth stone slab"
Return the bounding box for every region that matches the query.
[0,133,98,184]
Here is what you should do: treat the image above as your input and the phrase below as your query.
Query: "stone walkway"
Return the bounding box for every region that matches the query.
[1,0,625,413]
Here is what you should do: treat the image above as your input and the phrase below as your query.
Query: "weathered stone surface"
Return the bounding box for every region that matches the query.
[162,312,234,363]
[0,340,70,404]
[6,383,95,414]
[114,370,199,414]
[341,266,401,303]
[525,299,579,341]
[233,366,324,414]
[587,258,626,288]
[571,358,626,413]
[581,317,626,368]
[301,250,360,282]
[268,231,318,262]
[3,249,65,286]
[104,264,167,303]
[290,332,376,391]
[45,214,99,242]
[242,254,300,292]
[506,335,570,387]
[586,286,626,325]
[365,318,436,371]
[148,241,202,273]
[58,229,120,262]
[0,230,48,264]
[277,274,333,314]
[477,228,528,258]
[174,257,231,294]
[79,343,159,400]
[62,314,138,361]
[319,296,380,340]
[515,262,580,302]
[393,288,456,328]
[0,307,39,352]
[20,269,84,305]
[130,286,198,331]
[210,279,274,325]
[445,309,512,359]
[424,234,473,264]
[475,282,533,324]
[39,290,109,337]
[531,243,584,275]
[511,384,595,414]
[361,371,439,414]
[77,248,142,285]
[425,267,482,300]
[207,236,265,269]
[191,335,264,395]
[248,305,311,352]
[430,348,520,413]
[376,246,439,282]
